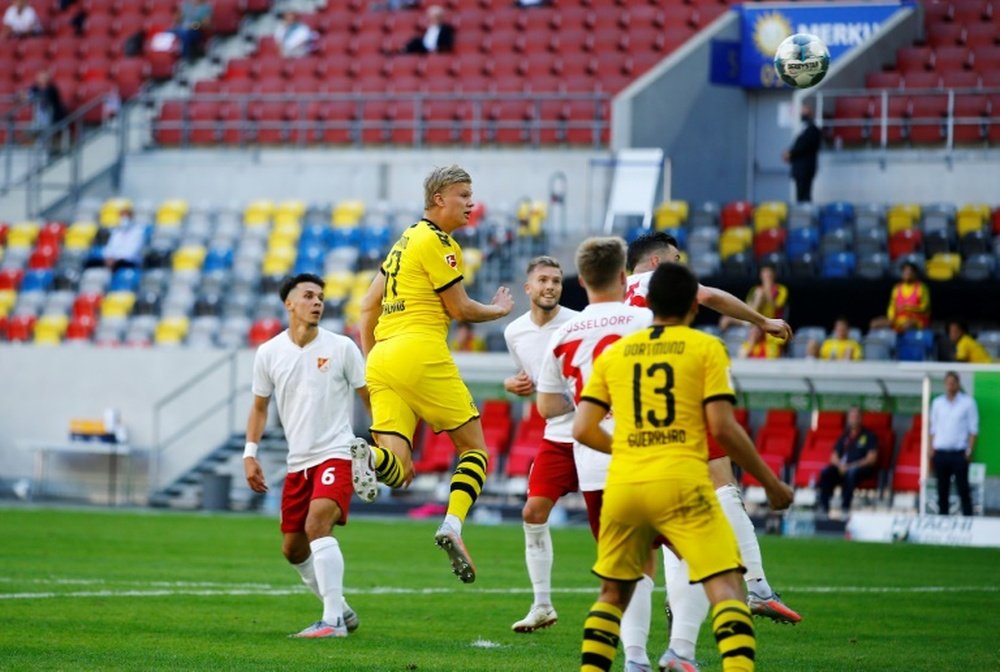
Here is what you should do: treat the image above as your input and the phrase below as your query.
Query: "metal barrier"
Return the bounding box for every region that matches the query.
[145,91,611,149]
[813,86,1000,152]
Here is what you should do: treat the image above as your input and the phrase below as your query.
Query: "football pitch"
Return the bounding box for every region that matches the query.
[1,507,998,671]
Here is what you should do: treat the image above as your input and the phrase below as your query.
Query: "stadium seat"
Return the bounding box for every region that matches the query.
[719,226,752,259]
[746,417,797,487]
[961,253,996,280]
[33,314,69,345]
[752,201,787,232]
[7,314,37,342]
[888,228,924,260]
[413,424,457,474]
[818,202,854,233]
[892,415,923,496]
[897,329,936,361]
[831,95,873,146]
[793,428,840,489]
[248,317,283,347]
[925,252,961,280]
[857,252,890,280]
[654,200,688,230]
[720,201,753,230]
[821,251,856,278]
[752,227,786,260]
[908,95,948,144]
[956,203,990,236]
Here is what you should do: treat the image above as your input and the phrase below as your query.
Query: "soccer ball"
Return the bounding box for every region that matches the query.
[773,33,830,89]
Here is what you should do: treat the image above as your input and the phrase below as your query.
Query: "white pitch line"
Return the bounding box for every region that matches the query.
[0,584,997,601]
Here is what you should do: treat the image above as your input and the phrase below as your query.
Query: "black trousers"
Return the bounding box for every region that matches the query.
[933,450,972,516]
[817,464,875,513]
[793,172,815,203]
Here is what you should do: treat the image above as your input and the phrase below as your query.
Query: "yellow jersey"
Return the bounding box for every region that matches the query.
[956,334,993,363]
[374,219,465,343]
[820,338,863,361]
[580,324,736,486]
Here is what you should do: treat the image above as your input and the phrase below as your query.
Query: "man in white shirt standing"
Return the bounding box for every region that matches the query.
[930,371,979,516]
[244,273,371,638]
[503,256,578,634]
[2,0,41,39]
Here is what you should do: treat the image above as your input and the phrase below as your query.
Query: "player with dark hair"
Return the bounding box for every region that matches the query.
[244,272,370,638]
[354,165,514,583]
[575,262,793,672]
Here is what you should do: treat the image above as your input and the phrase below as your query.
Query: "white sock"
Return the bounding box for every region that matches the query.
[444,513,463,534]
[523,522,553,607]
[621,574,653,666]
[716,483,770,593]
[663,547,708,661]
[309,536,345,625]
[292,554,321,600]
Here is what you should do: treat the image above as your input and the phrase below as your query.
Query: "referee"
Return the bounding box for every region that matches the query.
[929,371,979,516]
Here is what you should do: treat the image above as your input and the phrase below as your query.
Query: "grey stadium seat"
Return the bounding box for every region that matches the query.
[961,254,996,281]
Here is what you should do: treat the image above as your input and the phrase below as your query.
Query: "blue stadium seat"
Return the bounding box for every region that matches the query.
[326,226,360,249]
[786,227,819,258]
[299,224,327,248]
[204,247,234,271]
[821,251,856,278]
[662,226,688,250]
[296,244,325,272]
[897,329,936,361]
[624,225,646,244]
[358,224,392,257]
[21,269,54,292]
[819,202,855,234]
[109,267,141,292]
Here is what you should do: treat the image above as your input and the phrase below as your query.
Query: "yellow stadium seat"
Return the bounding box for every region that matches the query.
[156,199,189,227]
[99,198,133,227]
[926,253,961,281]
[753,201,788,233]
[172,245,207,271]
[8,221,41,247]
[887,204,921,235]
[275,200,307,227]
[463,248,484,285]
[64,221,98,250]
[244,199,275,227]
[101,291,136,318]
[270,219,302,244]
[719,226,753,259]
[654,201,689,230]
[332,200,366,228]
[155,317,190,345]
[343,296,362,325]
[677,251,689,265]
[262,247,296,275]
[351,270,376,296]
[956,203,990,237]
[34,314,69,345]
[0,289,16,316]
[324,271,354,300]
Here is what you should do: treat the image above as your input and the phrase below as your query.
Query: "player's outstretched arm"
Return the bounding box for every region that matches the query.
[697,285,793,342]
[359,273,386,356]
[705,399,793,510]
[537,391,574,420]
[243,394,270,494]
[572,399,612,454]
[439,282,514,323]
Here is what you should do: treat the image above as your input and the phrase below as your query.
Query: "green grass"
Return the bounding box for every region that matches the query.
[1,507,999,671]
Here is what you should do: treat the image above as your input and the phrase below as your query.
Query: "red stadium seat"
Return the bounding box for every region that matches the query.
[926,23,964,48]
[832,95,873,146]
[0,268,24,290]
[963,22,999,48]
[940,70,980,88]
[413,425,457,473]
[908,95,948,144]
[248,318,282,347]
[28,243,59,269]
[932,46,972,71]
[888,228,924,260]
[793,430,840,488]
[865,71,903,89]
[815,410,845,433]
[892,419,923,494]
[870,96,910,145]
[111,58,151,100]
[66,314,97,342]
[896,46,934,73]
[902,71,942,89]
[8,315,37,343]
[972,45,1000,72]
[752,227,786,259]
[721,201,753,229]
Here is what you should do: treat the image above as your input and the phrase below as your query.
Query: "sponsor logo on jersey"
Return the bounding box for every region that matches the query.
[445,253,458,268]
[317,357,330,372]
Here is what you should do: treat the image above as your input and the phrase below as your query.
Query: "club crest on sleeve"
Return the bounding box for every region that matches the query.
[317,357,330,372]
[445,253,458,268]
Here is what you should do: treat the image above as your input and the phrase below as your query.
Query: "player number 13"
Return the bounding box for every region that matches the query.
[632,362,675,429]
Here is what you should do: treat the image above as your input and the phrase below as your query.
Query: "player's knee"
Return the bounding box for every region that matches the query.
[522,498,552,524]
[282,537,310,564]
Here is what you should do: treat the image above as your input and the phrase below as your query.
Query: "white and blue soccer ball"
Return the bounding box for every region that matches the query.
[773,33,830,89]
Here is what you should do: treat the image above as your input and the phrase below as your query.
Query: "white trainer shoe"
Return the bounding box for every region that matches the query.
[511,604,558,633]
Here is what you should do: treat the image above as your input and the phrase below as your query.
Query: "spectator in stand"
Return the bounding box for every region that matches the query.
[820,317,863,361]
[24,71,66,152]
[274,12,316,58]
[739,324,781,359]
[103,205,147,271]
[948,321,994,363]
[516,0,553,6]
[171,0,212,61]
[721,263,788,332]
[449,321,486,352]
[402,5,454,54]
[930,371,979,516]
[2,0,42,39]
[816,406,878,516]
[870,261,930,332]
[373,0,419,10]
[782,104,821,203]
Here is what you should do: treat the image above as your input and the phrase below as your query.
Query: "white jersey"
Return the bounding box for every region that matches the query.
[624,270,653,308]
[537,302,653,490]
[503,306,579,443]
[252,328,367,472]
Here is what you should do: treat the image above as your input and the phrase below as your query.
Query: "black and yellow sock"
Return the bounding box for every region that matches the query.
[371,446,406,488]
[445,448,488,523]
[712,598,756,672]
[581,601,622,672]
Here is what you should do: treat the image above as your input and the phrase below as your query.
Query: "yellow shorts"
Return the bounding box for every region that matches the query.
[593,479,744,583]
[366,335,480,445]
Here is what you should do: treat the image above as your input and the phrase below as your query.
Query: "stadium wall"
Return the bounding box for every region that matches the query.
[120,148,612,233]
[611,10,750,205]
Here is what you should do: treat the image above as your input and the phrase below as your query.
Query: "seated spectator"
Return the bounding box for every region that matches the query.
[171,0,212,61]
[816,406,878,516]
[372,0,420,10]
[2,0,42,39]
[948,321,994,363]
[516,0,553,5]
[402,5,454,54]
[870,261,930,332]
[820,317,862,361]
[450,321,486,352]
[721,263,787,331]
[739,324,781,359]
[274,12,315,58]
[804,338,820,360]
[103,206,147,271]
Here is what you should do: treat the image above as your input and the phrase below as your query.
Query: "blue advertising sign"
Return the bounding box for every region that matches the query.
[738,2,908,88]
